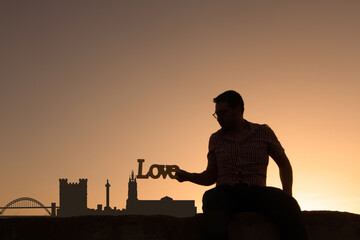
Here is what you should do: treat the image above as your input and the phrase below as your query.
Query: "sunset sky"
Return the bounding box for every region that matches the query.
[1,1,359,215]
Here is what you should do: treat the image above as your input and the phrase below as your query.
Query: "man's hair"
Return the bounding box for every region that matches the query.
[213,90,244,115]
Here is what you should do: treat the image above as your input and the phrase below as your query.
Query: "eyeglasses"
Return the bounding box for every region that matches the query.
[212,109,231,119]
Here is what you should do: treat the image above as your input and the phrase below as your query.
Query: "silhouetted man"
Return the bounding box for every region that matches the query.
[176,90,307,240]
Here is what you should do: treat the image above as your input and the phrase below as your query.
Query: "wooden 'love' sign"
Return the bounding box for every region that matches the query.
[136,159,179,179]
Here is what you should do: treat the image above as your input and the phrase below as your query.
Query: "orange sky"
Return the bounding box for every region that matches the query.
[1,1,359,215]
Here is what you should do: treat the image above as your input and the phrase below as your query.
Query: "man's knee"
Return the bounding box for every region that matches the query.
[259,187,301,213]
[288,195,301,212]
[202,186,231,213]
[275,189,302,215]
[202,188,219,212]
[278,191,301,213]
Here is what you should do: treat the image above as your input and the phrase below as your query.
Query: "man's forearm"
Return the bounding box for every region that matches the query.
[280,164,293,195]
[187,171,216,186]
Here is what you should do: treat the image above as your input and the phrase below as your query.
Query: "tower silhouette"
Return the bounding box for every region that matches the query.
[128,171,137,200]
[126,171,137,210]
[105,179,111,210]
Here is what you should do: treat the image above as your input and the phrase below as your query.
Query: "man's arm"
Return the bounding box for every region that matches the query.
[273,153,293,196]
[175,167,216,186]
[266,125,293,196]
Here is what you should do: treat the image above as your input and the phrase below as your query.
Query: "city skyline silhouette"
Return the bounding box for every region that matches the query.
[1,168,196,217]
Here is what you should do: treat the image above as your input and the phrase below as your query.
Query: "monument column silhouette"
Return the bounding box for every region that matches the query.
[105,179,111,210]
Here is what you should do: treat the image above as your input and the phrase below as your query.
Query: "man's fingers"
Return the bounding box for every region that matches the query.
[175,169,186,182]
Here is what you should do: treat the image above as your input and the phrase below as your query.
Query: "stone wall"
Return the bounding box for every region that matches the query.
[0,211,359,240]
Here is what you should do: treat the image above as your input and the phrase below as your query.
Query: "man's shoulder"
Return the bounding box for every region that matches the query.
[211,128,222,136]
[208,129,226,147]
[246,120,271,132]
[209,121,271,137]
[209,129,222,140]
[247,120,281,141]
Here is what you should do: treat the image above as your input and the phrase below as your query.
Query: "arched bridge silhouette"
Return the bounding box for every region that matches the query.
[0,197,57,216]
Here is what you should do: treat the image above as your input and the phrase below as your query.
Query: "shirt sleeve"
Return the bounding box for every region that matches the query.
[265,125,286,160]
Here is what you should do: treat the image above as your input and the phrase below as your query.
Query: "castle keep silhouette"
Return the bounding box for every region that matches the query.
[57,171,196,217]
[57,179,88,217]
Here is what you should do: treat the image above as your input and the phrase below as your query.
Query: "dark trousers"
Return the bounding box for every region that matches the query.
[202,184,308,240]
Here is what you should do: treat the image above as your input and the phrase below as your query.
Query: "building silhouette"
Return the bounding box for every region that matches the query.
[125,171,197,217]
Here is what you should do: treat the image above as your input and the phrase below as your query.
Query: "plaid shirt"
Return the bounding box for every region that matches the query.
[207,120,286,187]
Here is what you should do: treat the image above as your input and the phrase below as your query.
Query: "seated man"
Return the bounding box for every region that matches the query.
[176,90,307,240]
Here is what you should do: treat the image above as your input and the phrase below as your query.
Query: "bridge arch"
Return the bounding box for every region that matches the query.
[0,197,51,215]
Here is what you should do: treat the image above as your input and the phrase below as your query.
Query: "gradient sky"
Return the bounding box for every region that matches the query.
[1,1,359,215]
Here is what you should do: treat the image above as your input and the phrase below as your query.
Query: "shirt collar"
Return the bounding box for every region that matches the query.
[218,119,259,142]
[244,119,259,133]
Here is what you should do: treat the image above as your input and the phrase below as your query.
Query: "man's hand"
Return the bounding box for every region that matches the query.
[175,169,191,182]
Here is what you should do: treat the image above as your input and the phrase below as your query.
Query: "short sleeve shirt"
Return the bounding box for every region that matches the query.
[207,120,286,187]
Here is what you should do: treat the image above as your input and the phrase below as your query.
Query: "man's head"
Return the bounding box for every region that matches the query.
[213,90,244,129]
